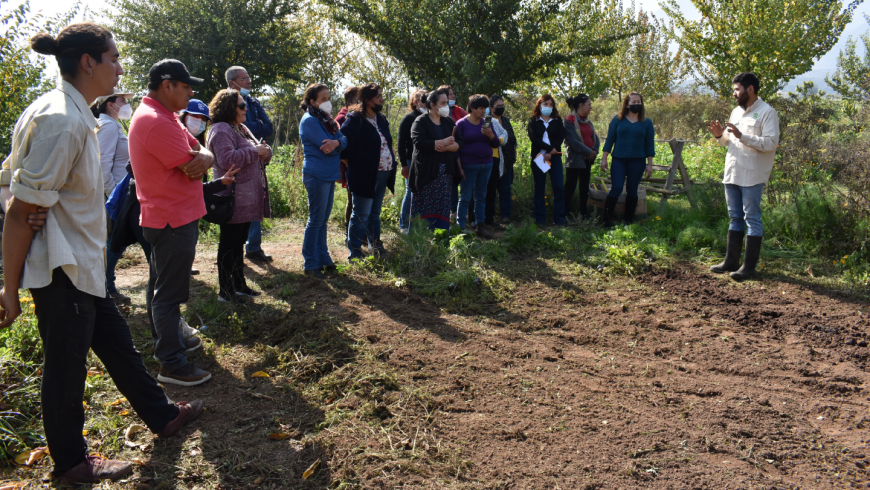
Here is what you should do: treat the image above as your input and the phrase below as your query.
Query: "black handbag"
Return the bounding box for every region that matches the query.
[203,185,234,224]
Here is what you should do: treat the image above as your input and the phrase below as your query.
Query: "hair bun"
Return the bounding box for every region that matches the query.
[30,32,58,55]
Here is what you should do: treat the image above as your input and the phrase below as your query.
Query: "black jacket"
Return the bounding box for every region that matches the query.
[496,116,518,168]
[527,116,566,159]
[398,109,424,168]
[340,111,398,198]
[409,113,464,194]
[110,164,226,253]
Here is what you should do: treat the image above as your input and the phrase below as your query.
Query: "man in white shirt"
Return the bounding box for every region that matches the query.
[0,23,202,483]
[708,72,780,281]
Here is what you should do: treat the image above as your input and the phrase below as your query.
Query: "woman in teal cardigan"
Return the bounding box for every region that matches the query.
[601,92,655,227]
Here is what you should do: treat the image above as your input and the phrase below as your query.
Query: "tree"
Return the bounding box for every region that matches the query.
[0,0,76,158]
[600,7,688,101]
[826,14,870,102]
[328,0,627,96]
[662,0,863,99]
[105,0,306,100]
[540,0,638,100]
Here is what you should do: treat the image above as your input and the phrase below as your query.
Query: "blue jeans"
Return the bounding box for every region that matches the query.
[347,171,389,259]
[608,157,646,198]
[532,153,566,224]
[302,174,336,271]
[399,177,413,229]
[724,183,765,237]
[457,163,492,229]
[245,220,262,253]
[499,166,513,219]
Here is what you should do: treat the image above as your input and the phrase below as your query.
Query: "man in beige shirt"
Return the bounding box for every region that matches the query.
[0,23,203,483]
[708,72,780,281]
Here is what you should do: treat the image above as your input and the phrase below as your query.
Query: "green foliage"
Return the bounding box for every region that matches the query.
[105,0,306,100]
[328,0,624,95]
[662,0,863,99]
[599,6,689,101]
[0,0,75,158]
[539,0,640,99]
[826,14,870,102]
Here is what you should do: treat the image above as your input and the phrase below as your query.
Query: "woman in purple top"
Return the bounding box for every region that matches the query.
[207,89,272,304]
[455,94,499,239]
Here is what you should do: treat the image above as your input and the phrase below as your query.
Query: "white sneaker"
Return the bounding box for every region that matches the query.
[180,317,200,338]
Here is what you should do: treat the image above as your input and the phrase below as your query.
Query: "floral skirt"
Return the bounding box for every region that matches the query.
[411,163,451,230]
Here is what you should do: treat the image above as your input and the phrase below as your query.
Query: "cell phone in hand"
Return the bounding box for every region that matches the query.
[484,115,492,129]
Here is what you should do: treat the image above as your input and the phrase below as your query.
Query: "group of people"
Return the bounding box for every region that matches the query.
[297,85,657,275]
[0,18,779,484]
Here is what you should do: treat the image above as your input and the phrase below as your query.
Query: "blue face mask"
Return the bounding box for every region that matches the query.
[448,99,456,107]
[233,81,251,97]
[541,106,553,117]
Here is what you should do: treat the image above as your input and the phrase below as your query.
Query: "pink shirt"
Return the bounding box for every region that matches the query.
[129,97,206,228]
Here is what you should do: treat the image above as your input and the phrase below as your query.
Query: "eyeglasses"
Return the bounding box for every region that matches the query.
[238,102,247,110]
[237,77,251,82]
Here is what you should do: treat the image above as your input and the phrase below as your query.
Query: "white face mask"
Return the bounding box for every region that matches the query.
[437,106,450,118]
[317,101,333,114]
[185,117,207,136]
[116,103,133,120]
[418,104,427,113]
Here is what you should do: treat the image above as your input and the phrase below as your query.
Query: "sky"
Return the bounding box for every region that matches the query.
[16,0,870,93]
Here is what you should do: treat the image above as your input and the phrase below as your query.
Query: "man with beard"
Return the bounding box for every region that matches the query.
[708,72,780,281]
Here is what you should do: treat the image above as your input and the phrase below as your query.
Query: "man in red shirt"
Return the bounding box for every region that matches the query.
[129,59,213,386]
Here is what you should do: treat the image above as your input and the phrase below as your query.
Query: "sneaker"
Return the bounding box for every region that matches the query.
[501,217,511,225]
[109,291,131,305]
[157,400,204,438]
[53,455,133,483]
[218,292,247,304]
[152,337,202,362]
[399,227,410,234]
[322,264,338,273]
[157,364,212,386]
[180,317,200,338]
[190,268,200,276]
[236,286,261,297]
[185,337,202,353]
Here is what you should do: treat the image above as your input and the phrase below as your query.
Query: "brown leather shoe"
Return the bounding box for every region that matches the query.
[53,455,133,483]
[157,399,204,438]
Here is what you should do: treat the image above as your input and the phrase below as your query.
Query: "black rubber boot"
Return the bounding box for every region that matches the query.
[730,235,762,282]
[624,196,638,224]
[602,196,618,229]
[710,230,743,273]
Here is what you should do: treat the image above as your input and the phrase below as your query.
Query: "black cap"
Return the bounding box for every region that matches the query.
[148,59,204,86]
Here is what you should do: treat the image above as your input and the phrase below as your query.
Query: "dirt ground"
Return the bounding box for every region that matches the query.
[6,222,870,489]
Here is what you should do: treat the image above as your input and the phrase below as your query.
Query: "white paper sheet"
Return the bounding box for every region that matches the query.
[534,153,549,173]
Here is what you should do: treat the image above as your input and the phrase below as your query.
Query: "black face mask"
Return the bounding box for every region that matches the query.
[372,103,384,113]
[629,104,642,114]
[493,107,505,116]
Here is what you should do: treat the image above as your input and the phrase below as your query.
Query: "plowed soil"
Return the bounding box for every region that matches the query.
[17,226,870,489]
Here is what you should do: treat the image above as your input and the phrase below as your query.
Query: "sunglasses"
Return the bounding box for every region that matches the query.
[238,102,247,110]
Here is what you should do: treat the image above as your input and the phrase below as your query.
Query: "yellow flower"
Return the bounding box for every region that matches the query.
[841,259,846,264]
